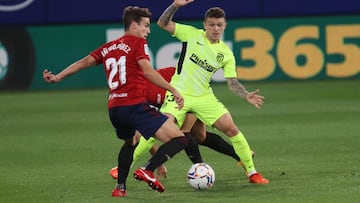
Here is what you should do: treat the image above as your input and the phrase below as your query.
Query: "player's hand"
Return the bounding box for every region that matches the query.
[43,69,60,83]
[246,89,264,109]
[172,89,184,110]
[156,164,168,180]
[174,0,194,7]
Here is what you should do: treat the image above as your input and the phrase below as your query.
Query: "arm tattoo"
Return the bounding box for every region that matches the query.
[158,4,179,26]
[226,78,249,99]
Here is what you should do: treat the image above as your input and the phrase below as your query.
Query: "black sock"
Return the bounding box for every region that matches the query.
[144,136,188,171]
[200,132,240,161]
[117,143,137,187]
[184,132,203,164]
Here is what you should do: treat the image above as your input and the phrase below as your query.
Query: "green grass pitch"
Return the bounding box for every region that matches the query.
[0,79,359,203]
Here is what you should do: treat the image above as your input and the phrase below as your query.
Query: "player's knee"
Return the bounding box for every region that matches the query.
[224,125,239,137]
[192,133,205,143]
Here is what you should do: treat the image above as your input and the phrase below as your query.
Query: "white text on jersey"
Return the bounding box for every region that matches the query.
[101,43,131,57]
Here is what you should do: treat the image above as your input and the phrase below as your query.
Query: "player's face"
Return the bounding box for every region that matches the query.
[203,17,226,43]
[134,17,151,39]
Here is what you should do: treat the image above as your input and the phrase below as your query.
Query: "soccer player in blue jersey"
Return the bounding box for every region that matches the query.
[157,0,269,184]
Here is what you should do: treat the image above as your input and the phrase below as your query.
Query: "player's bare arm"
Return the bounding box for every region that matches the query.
[157,4,178,33]
[157,0,194,33]
[226,77,249,99]
[226,77,264,109]
[157,4,177,26]
[43,55,96,83]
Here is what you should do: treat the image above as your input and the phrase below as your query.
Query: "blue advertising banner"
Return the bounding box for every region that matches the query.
[262,0,360,16]
[1,0,360,25]
[45,0,262,24]
[0,0,45,25]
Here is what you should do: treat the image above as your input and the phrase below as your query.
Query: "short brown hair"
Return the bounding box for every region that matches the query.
[122,6,152,30]
[204,7,226,19]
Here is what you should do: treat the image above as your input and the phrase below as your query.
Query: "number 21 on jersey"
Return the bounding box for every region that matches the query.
[105,56,126,89]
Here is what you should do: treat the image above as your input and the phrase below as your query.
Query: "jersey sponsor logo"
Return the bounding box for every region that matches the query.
[0,0,34,12]
[108,93,128,100]
[189,53,217,72]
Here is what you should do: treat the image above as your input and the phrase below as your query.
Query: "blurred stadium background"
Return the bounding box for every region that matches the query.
[0,0,359,90]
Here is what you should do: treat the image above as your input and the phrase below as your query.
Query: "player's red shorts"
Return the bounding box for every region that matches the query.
[108,102,168,140]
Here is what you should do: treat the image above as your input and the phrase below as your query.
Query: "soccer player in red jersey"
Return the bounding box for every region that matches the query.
[43,6,189,197]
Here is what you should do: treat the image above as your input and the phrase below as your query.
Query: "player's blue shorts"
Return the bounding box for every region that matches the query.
[108,102,168,140]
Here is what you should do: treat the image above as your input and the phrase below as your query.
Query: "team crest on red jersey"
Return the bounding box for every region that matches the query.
[144,44,149,56]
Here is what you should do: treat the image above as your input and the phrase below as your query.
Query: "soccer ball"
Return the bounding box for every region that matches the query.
[187,163,215,190]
